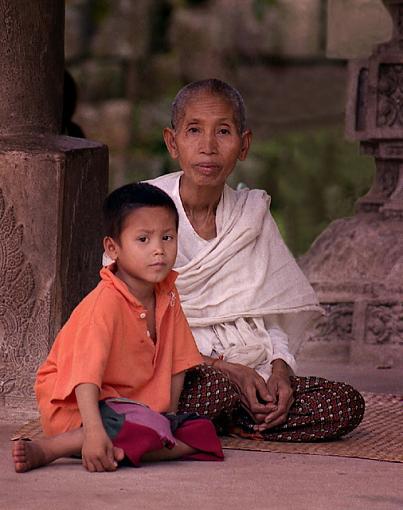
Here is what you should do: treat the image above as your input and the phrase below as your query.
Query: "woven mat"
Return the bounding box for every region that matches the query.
[11,418,44,442]
[11,392,403,463]
[221,392,403,463]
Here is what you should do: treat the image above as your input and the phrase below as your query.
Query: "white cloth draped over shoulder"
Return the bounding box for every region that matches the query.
[143,172,322,381]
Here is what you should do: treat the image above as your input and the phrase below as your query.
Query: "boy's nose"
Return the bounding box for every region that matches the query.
[153,243,164,255]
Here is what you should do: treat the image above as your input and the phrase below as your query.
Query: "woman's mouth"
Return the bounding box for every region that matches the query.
[194,163,220,176]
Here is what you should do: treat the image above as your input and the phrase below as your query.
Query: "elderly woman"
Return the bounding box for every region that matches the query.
[147,79,364,441]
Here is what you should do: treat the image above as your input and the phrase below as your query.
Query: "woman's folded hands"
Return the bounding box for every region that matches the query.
[255,359,294,431]
[213,358,294,431]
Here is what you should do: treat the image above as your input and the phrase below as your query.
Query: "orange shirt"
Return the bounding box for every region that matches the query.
[35,266,203,436]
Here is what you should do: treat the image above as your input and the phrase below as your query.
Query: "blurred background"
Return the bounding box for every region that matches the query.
[65,0,376,256]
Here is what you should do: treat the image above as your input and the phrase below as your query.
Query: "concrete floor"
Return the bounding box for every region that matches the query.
[1,361,403,510]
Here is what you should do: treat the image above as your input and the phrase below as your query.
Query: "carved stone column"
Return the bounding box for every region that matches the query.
[300,0,403,367]
[0,1,108,407]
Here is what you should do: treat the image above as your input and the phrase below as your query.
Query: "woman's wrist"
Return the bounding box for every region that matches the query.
[271,359,291,376]
[210,355,223,368]
[202,354,222,368]
[203,355,232,377]
[212,358,239,381]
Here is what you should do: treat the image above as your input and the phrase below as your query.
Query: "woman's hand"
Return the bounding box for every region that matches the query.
[254,360,294,432]
[214,360,277,420]
[82,427,118,472]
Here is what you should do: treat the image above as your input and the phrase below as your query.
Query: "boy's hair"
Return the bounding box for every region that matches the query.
[171,78,247,134]
[103,182,179,239]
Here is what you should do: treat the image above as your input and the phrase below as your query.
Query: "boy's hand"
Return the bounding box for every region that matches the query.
[75,383,123,472]
[82,428,118,472]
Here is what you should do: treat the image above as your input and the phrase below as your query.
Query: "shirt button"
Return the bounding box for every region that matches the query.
[139,312,146,319]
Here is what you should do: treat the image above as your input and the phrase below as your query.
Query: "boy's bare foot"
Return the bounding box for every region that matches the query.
[12,439,50,473]
[12,439,124,473]
[113,446,125,464]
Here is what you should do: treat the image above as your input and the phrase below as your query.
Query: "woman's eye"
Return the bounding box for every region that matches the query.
[218,128,230,135]
[188,127,200,134]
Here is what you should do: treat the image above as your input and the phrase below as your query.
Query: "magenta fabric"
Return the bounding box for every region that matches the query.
[112,421,165,466]
[174,418,224,462]
[107,400,176,447]
[103,399,224,465]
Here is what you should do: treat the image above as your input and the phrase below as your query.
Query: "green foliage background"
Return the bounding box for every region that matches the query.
[224,128,373,256]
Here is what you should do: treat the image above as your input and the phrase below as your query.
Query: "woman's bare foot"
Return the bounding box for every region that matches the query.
[12,439,51,473]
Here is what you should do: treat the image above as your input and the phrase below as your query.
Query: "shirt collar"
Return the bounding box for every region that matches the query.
[100,264,178,307]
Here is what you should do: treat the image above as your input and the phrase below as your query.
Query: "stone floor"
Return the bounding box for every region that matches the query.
[1,360,402,510]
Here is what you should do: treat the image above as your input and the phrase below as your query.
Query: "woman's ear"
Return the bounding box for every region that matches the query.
[238,129,252,161]
[163,127,179,159]
[103,236,119,261]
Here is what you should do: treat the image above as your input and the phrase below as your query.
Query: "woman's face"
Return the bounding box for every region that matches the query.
[163,92,251,190]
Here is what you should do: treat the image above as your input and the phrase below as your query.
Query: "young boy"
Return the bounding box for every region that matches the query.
[12,182,223,473]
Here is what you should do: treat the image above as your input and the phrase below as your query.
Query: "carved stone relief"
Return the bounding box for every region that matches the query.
[377,64,403,128]
[301,1,403,366]
[365,303,403,345]
[356,159,400,214]
[0,188,50,399]
[306,303,354,343]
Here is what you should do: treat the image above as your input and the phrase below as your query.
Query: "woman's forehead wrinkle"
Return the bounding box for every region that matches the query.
[185,116,234,124]
[182,106,237,123]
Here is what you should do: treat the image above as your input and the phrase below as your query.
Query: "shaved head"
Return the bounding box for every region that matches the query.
[171,79,247,134]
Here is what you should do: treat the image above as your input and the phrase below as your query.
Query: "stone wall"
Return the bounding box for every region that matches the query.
[0,1,108,407]
[298,0,403,367]
[65,0,347,189]
[327,0,392,59]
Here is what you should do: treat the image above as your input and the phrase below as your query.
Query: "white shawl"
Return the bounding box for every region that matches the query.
[146,172,322,380]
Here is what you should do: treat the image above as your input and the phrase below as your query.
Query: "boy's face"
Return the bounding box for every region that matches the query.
[163,92,251,190]
[104,206,177,295]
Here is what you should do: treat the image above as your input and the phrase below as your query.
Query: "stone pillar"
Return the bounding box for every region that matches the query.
[300,1,403,367]
[0,1,108,407]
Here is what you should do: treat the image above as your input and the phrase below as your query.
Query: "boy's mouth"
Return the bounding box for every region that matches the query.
[149,261,167,268]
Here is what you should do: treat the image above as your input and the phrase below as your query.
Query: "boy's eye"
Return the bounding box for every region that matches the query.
[137,236,148,243]
[162,235,174,241]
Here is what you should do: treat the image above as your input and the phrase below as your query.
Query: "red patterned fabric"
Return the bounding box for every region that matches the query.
[179,364,240,420]
[179,367,365,442]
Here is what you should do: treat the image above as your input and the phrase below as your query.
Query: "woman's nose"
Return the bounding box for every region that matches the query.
[200,131,218,154]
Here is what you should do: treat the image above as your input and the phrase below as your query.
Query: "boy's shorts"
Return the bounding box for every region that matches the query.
[99,398,224,466]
